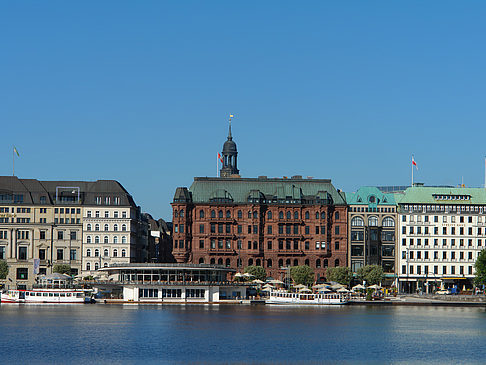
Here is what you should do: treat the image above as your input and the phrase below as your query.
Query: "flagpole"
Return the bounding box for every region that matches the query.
[217,154,219,177]
[12,145,15,176]
[411,155,413,187]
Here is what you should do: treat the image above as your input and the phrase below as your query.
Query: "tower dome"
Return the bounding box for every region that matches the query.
[220,118,239,177]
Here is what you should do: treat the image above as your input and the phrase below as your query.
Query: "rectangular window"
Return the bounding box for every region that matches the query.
[335,241,339,250]
[451,266,455,275]
[57,249,64,260]
[70,249,76,260]
[180,224,184,233]
[19,246,28,260]
[335,226,340,235]
[70,231,77,240]
[305,226,310,235]
[40,230,46,240]
[39,249,46,260]
[0,246,5,259]
[267,241,272,250]
[210,224,215,233]
[199,240,204,249]
[286,225,291,234]
[237,225,242,234]
[267,225,272,234]
[248,225,251,234]
[443,266,447,275]
[199,224,205,234]
[305,241,309,250]
[315,226,319,234]
[253,225,258,234]
[248,241,251,249]
[17,268,28,280]
[402,265,406,274]
[218,224,223,234]
[58,231,64,240]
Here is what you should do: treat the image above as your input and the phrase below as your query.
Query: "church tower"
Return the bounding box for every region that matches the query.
[220,118,239,177]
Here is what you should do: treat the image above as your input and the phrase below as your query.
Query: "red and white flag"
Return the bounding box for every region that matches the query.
[412,156,418,170]
[218,152,223,163]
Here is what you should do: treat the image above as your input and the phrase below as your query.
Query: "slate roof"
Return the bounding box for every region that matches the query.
[346,186,397,206]
[397,186,486,205]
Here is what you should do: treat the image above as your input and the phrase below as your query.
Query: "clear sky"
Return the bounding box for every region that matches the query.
[2,1,486,220]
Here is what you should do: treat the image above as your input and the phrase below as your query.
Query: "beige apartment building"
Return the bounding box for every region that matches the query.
[0,177,148,289]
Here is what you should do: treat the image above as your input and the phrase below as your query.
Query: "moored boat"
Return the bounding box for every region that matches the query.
[266,291,348,305]
[1,288,91,304]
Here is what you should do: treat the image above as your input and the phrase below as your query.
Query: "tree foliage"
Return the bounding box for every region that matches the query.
[474,249,486,286]
[53,264,72,275]
[290,265,314,287]
[244,265,267,281]
[0,260,8,279]
[326,266,353,286]
[357,265,384,285]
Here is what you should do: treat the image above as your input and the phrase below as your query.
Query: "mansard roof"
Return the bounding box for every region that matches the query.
[180,176,346,205]
[397,186,486,205]
[346,186,397,206]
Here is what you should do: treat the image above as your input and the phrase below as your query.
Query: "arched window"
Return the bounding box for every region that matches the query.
[286,211,291,220]
[211,210,216,218]
[267,259,273,267]
[316,259,321,268]
[94,262,99,270]
[315,212,319,219]
[95,236,100,244]
[368,216,378,226]
[199,258,204,264]
[199,210,205,218]
[279,211,284,219]
[104,224,109,231]
[237,210,242,219]
[267,211,272,219]
[321,212,325,219]
[285,258,291,266]
[324,259,328,268]
[351,217,365,227]
[248,211,252,219]
[218,210,223,218]
[226,258,231,267]
[256,259,261,266]
[383,217,395,227]
[248,258,253,266]
[122,224,127,231]
[94,249,99,257]
[293,259,298,266]
[121,249,126,257]
[180,209,184,218]
[253,211,258,219]
[278,259,283,267]
[305,259,310,266]
[86,262,91,271]
[174,210,178,218]
[95,224,100,231]
[334,259,340,267]
[104,263,108,268]
[294,211,299,220]
[305,211,309,220]
[87,236,92,244]
[226,210,231,218]
[122,236,127,244]
[114,224,118,232]
[218,258,223,265]
[86,249,91,257]
[210,258,215,265]
[335,211,340,220]
[104,249,109,257]
[113,249,118,257]
[104,236,109,244]
[87,224,92,231]
[113,236,118,244]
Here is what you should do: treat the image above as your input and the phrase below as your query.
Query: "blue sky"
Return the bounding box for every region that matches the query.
[2,1,486,220]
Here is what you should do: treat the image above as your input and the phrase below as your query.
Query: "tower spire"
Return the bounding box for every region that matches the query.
[228,115,233,140]
[220,114,239,178]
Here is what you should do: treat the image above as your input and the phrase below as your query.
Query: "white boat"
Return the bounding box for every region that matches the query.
[266,291,348,305]
[1,288,91,304]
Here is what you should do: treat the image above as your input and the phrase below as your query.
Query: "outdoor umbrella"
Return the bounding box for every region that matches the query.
[299,287,312,292]
[368,284,382,290]
[330,284,344,290]
[234,273,243,278]
[293,284,306,289]
[243,273,254,278]
[318,288,331,293]
[352,284,366,291]
[252,279,265,284]
[268,279,284,285]
[337,288,349,293]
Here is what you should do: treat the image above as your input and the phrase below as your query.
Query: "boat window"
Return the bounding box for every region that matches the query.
[76,293,83,297]
[67,293,72,297]
[54,293,59,297]
[43,293,48,296]
[36,293,41,296]
[60,293,66,297]
[26,292,30,296]
[49,293,53,297]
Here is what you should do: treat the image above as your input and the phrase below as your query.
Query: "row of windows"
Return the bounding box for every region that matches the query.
[350,230,395,242]
[350,245,395,257]
[0,247,77,261]
[198,257,341,269]
[94,196,121,205]
[350,207,395,213]
[86,248,126,257]
[201,223,328,235]
[402,264,474,276]
[403,226,484,236]
[402,250,477,261]
[193,239,339,251]
[86,210,127,218]
[403,215,480,223]
[402,238,483,247]
[176,209,337,221]
[86,236,128,244]
[86,223,127,232]
[402,205,485,214]
[351,216,395,227]
[54,208,81,214]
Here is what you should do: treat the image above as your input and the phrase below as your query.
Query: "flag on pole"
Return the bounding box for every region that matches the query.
[13,146,19,157]
[412,155,418,170]
[229,114,234,119]
[218,152,223,163]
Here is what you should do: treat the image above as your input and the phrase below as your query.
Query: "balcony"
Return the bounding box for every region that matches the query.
[208,248,237,256]
[276,249,304,256]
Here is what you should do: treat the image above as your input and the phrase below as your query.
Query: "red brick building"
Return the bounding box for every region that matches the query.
[171,125,347,281]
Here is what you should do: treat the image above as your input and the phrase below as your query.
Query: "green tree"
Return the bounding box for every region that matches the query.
[290,265,314,287]
[53,264,72,275]
[244,265,266,281]
[0,260,8,279]
[326,266,353,286]
[357,265,384,286]
[474,249,486,286]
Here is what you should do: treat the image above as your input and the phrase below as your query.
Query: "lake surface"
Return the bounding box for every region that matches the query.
[0,304,485,364]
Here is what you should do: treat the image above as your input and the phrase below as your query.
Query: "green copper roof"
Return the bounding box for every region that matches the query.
[188,177,346,205]
[398,186,486,205]
[346,186,397,206]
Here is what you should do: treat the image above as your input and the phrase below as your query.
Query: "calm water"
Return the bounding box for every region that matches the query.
[0,304,485,364]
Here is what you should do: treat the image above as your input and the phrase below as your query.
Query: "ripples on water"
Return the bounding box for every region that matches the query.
[0,304,485,364]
